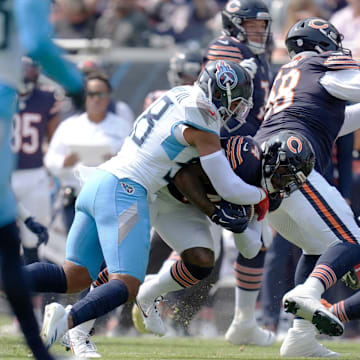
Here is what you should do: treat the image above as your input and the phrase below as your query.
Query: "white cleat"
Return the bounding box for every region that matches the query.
[280,328,340,357]
[132,295,166,336]
[225,319,276,346]
[66,326,101,358]
[282,285,344,336]
[41,302,69,349]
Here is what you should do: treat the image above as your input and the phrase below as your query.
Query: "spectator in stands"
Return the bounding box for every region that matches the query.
[330,0,360,58]
[271,0,326,63]
[44,73,132,231]
[95,0,151,47]
[52,0,96,39]
[145,0,218,47]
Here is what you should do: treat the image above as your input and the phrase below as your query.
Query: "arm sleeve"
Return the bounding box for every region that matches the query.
[200,150,265,205]
[339,103,360,137]
[15,0,83,94]
[320,69,360,102]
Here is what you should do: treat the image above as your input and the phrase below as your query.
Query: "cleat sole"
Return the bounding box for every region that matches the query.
[283,299,300,315]
[312,310,344,337]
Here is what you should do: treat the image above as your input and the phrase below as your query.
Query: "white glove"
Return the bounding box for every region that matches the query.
[240,58,258,80]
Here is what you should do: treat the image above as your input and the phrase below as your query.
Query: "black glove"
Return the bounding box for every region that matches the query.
[210,201,248,233]
[24,217,49,247]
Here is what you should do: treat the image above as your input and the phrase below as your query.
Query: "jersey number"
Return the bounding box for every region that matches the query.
[131,95,173,146]
[264,68,301,121]
[12,113,42,154]
[0,0,10,50]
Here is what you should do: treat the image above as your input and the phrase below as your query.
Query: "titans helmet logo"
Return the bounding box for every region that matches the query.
[215,61,238,91]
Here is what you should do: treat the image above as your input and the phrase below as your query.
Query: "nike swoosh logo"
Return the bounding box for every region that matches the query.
[136,300,148,318]
[208,109,215,116]
[218,40,229,45]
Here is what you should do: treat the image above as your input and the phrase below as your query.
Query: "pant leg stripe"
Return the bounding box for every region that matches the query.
[301,182,356,244]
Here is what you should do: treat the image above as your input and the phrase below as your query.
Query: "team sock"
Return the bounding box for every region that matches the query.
[24,262,67,293]
[310,242,360,292]
[71,279,129,327]
[232,250,265,322]
[0,222,52,360]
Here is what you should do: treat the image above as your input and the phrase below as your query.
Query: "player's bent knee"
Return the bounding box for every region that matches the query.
[181,247,215,267]
[63,261,92,293]
[108,273,140,302]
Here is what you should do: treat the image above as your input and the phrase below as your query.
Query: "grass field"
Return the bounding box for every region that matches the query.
[1,335,360,360]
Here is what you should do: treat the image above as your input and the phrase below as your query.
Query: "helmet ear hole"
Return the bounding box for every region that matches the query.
[214,89,222,100]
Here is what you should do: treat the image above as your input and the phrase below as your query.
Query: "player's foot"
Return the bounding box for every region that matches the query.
[66,326,101,358]
[280,327,340,357]
[41,303,70,349]
[225,318,276,346]
[282,285,344,336]
[132,295,165,336]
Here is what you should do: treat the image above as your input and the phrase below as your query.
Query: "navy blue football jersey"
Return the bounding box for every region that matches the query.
[168,135,263,204]
[205,35,271,137]
[255,51,359,174]
[13,87,60,169]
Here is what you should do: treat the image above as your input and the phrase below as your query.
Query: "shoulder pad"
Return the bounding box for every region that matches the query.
[223,135,262,186]
[206,36,243,63]
[323,53,360,71]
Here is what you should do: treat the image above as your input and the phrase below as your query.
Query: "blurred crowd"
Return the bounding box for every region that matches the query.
[49,0,360,60]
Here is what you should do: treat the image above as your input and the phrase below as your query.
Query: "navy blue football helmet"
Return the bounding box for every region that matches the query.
[262,131,315,196]
[168,49,203,87]
[197,60,253,131]
[19,57,40,95]
[285,17,350,58]
[222,0,271,54]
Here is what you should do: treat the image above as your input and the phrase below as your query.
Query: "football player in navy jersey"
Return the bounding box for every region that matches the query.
[0,1,83,359]
[12,57,61,265]
[206,0,272,137]
[204,0,277,346]
[253,17,360,357]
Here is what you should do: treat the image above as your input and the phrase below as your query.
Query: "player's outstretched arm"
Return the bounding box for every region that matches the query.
[15,0,83,95]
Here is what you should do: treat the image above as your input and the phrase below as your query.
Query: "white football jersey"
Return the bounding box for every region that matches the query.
[100,85,221,193]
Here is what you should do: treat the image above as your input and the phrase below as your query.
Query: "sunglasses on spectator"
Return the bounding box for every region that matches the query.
[86,91,109,99]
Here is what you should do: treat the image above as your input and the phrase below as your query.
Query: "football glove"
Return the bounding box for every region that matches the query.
[342,264,360,290]
[210,201,248,233]
[255,189,269,221]
[240,58,258,80]
[24,217,49,247]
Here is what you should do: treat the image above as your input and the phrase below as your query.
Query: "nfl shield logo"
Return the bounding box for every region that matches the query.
[215,61,238,90]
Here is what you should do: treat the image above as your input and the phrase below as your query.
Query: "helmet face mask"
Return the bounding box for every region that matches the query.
[197,60,253,129]
[285,17,351,58]
[262,131,315,197]
[222,0,271,54]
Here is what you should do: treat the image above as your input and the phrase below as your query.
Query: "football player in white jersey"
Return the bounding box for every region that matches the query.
[23,60,269,350]
[0,1,83,359]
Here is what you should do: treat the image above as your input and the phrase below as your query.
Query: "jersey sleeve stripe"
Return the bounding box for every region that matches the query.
[207,54,243,62]
[209,45,242,52]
